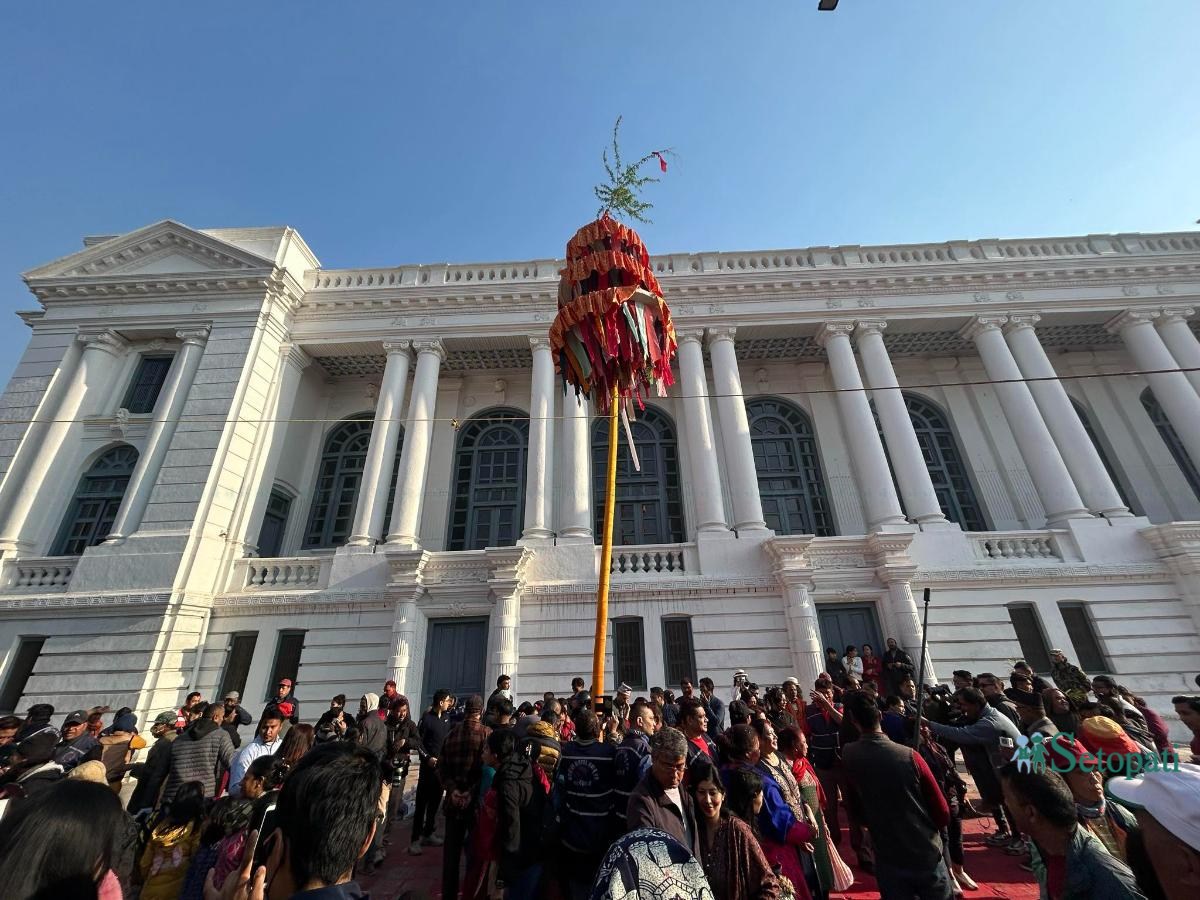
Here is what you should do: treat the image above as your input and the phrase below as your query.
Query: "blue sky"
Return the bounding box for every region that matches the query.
[1,1,1198,385]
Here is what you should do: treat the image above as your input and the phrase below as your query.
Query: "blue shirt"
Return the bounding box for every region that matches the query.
[228,734,282,796]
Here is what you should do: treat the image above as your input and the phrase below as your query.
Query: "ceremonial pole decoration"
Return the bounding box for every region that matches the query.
[550,119,676,708]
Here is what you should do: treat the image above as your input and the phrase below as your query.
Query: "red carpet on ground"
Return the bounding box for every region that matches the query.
[360,812,1041,899]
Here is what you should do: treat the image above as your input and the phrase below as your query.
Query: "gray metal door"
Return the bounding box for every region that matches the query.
[421,617,489,708]
[816,603,883,658]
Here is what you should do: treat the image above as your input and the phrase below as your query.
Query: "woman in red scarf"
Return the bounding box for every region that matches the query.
[860,644,883,693]
[778,724,853,896]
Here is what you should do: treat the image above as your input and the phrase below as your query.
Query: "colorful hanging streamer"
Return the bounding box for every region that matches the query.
[550,213,677,415]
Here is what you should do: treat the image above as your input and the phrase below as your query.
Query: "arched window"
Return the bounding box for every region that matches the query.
[746,398,833,536]
[1141,387,1200,500]
[1071,398,1136,512]
[903,394,986,531]
[53,444,139,555]
[304,415,403,549]
[593,406,684,545]
[447,409,529,551]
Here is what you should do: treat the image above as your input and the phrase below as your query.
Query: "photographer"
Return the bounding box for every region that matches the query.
[314,696,357,745]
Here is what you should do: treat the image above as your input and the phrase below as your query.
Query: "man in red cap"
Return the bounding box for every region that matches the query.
[273,677,300,726]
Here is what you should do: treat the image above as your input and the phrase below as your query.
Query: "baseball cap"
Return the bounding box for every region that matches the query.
[617,683,632,695]
[277,678,294,687]
[62,709,89,726]
[224,690,240,702]
[153,711,177,727]
[1106,763,1200,852]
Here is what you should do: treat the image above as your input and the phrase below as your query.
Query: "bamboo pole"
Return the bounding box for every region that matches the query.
[591,384,621,706]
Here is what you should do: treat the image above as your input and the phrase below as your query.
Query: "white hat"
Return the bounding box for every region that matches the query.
[616,683,632,695]
[1106,763,1200,852]
[783,677,800,686]
[733,669,747,678]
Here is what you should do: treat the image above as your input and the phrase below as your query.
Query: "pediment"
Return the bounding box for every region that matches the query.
[24,220,275,280]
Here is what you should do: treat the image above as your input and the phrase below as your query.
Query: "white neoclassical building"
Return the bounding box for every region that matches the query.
[1,220,1200,738]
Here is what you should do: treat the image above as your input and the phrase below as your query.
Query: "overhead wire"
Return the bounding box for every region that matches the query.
[1,364,1198,428]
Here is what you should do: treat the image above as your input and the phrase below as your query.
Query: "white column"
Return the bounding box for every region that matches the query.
[882,576,938,685]
[107,327,210,542]
[783,582,824,687]
[854,321,949,527]
[557,388,592,543]
[960,316,1091,526]
[521,337,555,541]
[348,341,412,546]
[1004,315,1131,518]
[0,337,84,549]
[706,327,767,532]
[1156,306,1200,397]
[677,330,729,533]
[237,344,311,555]
[0,330,128,552]
[815,323,907,531]
[1109,309,1200,472]
[387,595,421,692]
[385,340,444,547]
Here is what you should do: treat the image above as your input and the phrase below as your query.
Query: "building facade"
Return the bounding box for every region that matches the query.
[1,221,1199,738]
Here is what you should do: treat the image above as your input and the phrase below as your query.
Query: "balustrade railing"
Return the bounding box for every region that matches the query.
[236,557,328,590]
[2,557,77,591]
[971,532,1063,562]
[607,544,693,576]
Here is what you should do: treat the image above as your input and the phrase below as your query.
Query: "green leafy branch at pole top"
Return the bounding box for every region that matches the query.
[593,116,675,224]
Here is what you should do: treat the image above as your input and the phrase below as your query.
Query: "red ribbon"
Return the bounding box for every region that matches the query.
[652,151,667,173]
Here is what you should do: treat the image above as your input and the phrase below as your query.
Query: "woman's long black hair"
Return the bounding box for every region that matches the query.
[724,766,765,839]
[0,779,128,900]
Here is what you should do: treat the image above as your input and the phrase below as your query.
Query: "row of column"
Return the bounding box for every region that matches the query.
[343,336,560,550]
[286,304,1200,552]
[0,326,212,553]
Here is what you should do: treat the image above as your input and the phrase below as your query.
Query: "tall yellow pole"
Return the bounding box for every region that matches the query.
[591,384,621,705]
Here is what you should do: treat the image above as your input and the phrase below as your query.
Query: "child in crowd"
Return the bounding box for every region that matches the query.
[137,780,205,900]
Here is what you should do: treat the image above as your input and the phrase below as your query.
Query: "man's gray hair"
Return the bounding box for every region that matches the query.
[651,726,688,758]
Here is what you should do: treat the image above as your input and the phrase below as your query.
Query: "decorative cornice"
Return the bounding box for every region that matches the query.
[1105,308,1159,335]
[911,563,1169,587]
[28,273,280,304]
[0,592,170,611]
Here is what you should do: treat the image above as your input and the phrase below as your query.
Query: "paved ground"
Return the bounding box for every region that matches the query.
[359,804,1041,899]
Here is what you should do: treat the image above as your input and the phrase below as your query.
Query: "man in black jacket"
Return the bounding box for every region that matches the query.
[493,728,543,895]
[408,688,452,855]
[842,693,952,899]
[220,691,252,749]
[127,711,178,813]
[53,709,101,773]
[272,677,301,726]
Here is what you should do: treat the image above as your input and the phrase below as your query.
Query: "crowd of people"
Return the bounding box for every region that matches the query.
[0,649,1198,900]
